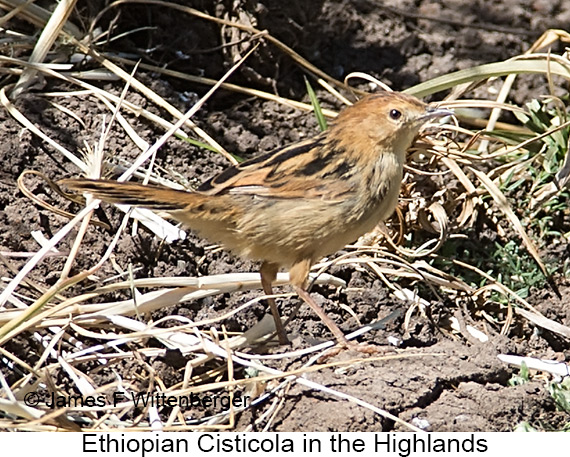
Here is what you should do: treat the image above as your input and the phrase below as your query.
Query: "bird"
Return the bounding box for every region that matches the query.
[61,91,451,350]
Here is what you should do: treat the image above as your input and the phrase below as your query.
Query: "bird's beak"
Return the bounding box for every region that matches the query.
[421,105,454,121]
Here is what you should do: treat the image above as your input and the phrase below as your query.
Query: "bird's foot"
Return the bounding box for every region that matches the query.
[317,340,384,362]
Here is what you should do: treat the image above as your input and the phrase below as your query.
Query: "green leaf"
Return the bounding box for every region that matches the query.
[304,76,328,132]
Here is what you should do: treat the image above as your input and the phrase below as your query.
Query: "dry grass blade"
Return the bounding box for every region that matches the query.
[470,168,551,282]
[0,57,211,163]
[112,43,261,183]
[10,0,78,97]
[440,157,479,227]
[92,0,352,92]
[0,272,343,330]
[477,30,570,153]
[514,308,570,339]
[0,201,97,310]
[0,85,87,171]
[0,0,35,27]
[68,39,233,163]
[530,135,570,208]
[0,0,82,36]
[0,204,125,344]
[108,55,341,118]
[412,202,449,256]
[498,354,570,377]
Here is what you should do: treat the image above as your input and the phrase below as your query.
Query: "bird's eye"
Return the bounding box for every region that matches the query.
[389,109,402,120]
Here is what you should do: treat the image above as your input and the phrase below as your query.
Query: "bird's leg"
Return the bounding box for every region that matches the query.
[293,285,350,347]
[289,259,350,348]
[290,259,381,355]
[260,261,289,345]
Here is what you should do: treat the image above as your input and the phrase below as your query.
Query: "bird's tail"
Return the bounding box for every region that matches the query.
[60,178,197,211]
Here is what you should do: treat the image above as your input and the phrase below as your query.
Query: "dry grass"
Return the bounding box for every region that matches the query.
[1,1,569,431]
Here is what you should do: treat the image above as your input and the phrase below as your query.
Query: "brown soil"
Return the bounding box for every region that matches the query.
[1,0,570,431]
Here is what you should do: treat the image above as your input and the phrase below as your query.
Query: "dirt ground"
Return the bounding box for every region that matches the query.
[1,0,570,431]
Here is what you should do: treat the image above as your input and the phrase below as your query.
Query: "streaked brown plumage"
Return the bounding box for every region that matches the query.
[62,92,451,349]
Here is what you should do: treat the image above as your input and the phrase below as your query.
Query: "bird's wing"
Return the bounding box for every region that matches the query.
[197,134,356,200]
